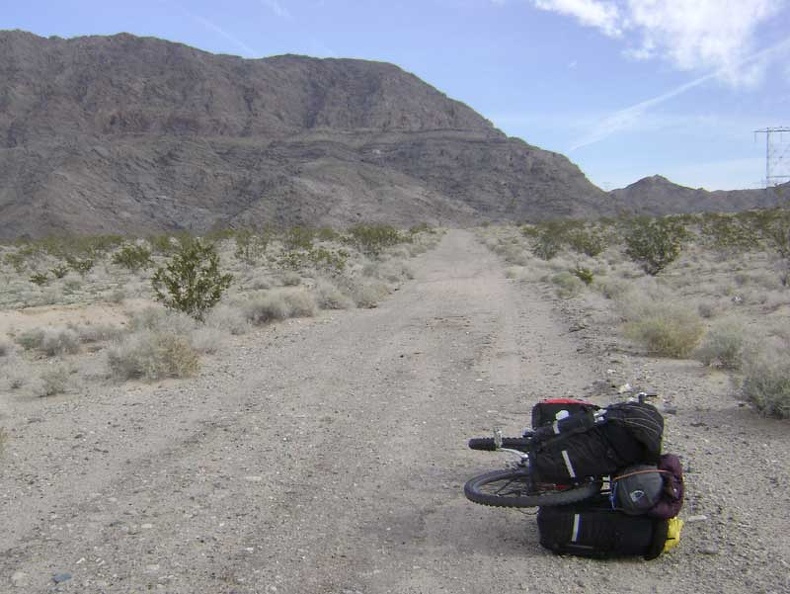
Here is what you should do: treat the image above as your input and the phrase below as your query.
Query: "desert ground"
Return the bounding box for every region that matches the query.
[1,229,788,594]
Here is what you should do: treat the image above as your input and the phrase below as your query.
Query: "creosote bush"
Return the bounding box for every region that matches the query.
[152,239,233,321]
[624,217,687,275]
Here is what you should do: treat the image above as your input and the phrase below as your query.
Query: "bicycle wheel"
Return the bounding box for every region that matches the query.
[467,437,531,451]
[463,468,602,508]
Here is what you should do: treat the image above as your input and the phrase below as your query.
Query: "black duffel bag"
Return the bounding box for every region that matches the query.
[536,494,682,560]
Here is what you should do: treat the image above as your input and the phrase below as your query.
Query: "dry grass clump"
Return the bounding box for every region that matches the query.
[203,304,251,335]
[128,306,196,335]
[189,326,227,354]
[349,280,391,309]
[35,365,72,397]
[550,271,585,298]
[16,327,81,357]
[693,319,746,370]
[622,300,705,358]
[243,288,318,325]
[107,331,200,381]
[313,279,354,310]
[740,350,790,419]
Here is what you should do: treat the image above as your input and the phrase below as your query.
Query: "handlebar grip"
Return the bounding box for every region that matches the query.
[467,437,532,451]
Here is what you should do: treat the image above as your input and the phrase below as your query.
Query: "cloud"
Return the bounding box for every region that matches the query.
[260,0,293,19]
[568,33,790,151]
[568,70,717,151]
[534,0,622,36]
[531,0,787,86]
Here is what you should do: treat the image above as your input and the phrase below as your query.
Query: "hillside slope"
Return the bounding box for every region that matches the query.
[0,31,612,238]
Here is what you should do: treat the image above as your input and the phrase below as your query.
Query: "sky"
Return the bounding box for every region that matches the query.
[3,0,790,191]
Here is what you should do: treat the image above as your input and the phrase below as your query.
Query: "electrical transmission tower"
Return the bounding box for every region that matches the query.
[755,127,790,187]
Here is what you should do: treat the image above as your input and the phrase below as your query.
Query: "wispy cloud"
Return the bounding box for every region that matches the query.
[260,0,293,20]
[531,0,787,86]
[569,34,790,150]
[534,0,622,36]
[167,1,260,57]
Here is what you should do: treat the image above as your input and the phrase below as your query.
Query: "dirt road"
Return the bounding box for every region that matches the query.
[2,229,788,593]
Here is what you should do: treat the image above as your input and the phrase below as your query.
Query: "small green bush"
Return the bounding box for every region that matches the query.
[107,331,200,381]
[624,217,687,275]
[112,244,153,272]
[623,303,704,358]
[571,265,594,286]
[29,272,49,286]
[152,239,233,321]
[740,352,790,418]
[65,255,95,276]
[344,224,405,256]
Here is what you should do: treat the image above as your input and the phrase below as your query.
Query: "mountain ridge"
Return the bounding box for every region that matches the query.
[0,30,780,239]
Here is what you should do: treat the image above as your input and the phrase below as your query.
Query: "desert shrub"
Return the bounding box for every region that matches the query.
[530,232,562,260]
[571,265,594,285]
[350,280,390,308]
[73,324,125,345]
[243,288,318,324]
[50,264,69,279]
[204,304,250,335]
[282,226,315,252]
[112,244,153,272]
[4,252,28,273]
[29,272,49,286]
[623,302,704,358]
[280,271,303,286]
[107,331,200,381]
[37,365,71,397]
[152,239,233,321]
[623,217,687,275]
[567,227,608,257]
[233,229,270,265]
[65,255,95,276]
[129,307,196,335]
[314,279,354,310]
[550,271,584,298]
[740,351,790,418]
[16,327,81,356]
[344,224,406,257]
[190,326,226,354]
[693,320,746,369]
[594,277,631,300]
[699,213,758,255]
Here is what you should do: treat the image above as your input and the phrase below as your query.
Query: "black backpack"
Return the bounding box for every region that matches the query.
[536,495,681,560]
[529,401,664,483]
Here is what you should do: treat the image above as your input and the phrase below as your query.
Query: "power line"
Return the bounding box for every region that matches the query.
[755,127,790,187]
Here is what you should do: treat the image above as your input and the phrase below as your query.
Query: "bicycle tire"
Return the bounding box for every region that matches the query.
[463,468,602,508]
[467,437,531,451]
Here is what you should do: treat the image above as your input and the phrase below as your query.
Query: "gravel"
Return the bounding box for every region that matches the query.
[1,229,788,593]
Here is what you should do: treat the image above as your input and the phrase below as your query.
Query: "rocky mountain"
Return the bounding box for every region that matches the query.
[611,175,785,216]
[0,31,780,240]
[0,30,617,239]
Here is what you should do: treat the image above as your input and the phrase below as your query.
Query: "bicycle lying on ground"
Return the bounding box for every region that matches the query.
[463,392,662,508]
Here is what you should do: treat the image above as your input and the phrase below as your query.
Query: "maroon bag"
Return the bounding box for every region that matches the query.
[648,454,684,519]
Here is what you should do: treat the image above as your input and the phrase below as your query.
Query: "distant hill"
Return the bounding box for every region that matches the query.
[0,31,781,239]
[610,175,785,216]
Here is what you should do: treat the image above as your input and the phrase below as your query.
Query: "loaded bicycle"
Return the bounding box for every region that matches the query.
[463,393,665,508]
